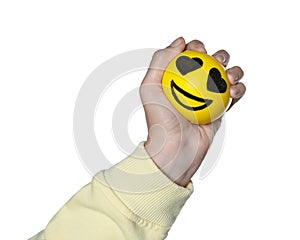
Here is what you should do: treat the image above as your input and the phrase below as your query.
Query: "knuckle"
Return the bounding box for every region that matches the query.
[191,39,204,45]
[240,82,246,91]
[238,67,244,77]
[153,49,165,58]
[139,84,146,101]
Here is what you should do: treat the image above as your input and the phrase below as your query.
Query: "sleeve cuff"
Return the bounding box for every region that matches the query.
[94,142,193,228]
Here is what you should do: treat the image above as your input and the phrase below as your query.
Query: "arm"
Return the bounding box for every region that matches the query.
[29,142,192,240]
[29,37,245,240]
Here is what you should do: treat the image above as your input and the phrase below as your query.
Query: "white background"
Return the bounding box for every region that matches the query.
[1,0,300,239]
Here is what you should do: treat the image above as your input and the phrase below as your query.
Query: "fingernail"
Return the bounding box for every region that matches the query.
[170,37,183,47]
[219,54,226,63]
[234,75,240,82]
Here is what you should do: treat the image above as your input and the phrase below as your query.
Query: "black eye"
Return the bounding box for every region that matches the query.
[176,56,203,75]
[207,68,227,93]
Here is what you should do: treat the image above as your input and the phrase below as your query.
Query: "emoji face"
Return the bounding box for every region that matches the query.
[162,50,231,124]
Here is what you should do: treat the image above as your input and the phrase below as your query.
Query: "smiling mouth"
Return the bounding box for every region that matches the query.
[171,80,212,111]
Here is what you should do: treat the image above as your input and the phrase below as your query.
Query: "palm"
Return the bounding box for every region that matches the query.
[141,82,217,184]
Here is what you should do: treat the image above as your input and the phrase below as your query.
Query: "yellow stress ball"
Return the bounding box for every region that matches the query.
[162,50,231,124]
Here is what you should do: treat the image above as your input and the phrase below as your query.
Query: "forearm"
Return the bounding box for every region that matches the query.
[29,142,193,240]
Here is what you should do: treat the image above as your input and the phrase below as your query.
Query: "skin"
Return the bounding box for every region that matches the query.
[140,37,246,187]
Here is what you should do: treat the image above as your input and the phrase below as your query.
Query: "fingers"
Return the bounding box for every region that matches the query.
[227,86,246,111]
[186,39,207,53]
[230,82,246,99]
[212,50,230,67]
[211,50,245,110]
[226,66,246,111]
[227,81,246,111]
[143,38,209,85]
[226,65,245,98]
[142,37,246,111]
[143,37,186,84]
[227,66,244,85]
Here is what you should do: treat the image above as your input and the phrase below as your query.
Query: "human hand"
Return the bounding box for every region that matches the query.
[140,37,246,187]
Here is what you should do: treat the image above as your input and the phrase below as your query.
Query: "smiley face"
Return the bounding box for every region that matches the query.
[162,50,231,124]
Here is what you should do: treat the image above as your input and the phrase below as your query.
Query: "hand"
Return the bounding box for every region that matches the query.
[140,37,246,187]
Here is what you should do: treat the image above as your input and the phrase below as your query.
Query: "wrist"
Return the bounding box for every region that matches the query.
[144,129,203,187]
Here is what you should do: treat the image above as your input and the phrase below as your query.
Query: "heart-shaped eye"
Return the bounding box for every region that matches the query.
[176,56,203,75]
[207,68,227,93]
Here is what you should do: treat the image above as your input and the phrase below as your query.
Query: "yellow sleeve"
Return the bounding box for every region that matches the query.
[29,142,193,240]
